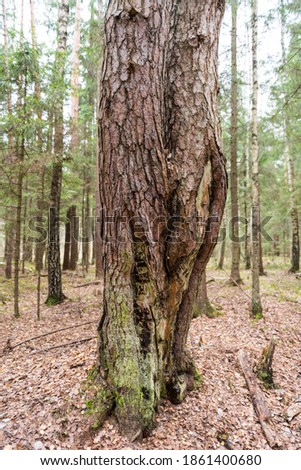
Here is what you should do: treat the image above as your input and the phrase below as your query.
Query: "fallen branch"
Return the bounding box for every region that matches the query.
[75,281,101,288]
[238,349,280,449]
[7,321,96,350]
[40,336,97,352]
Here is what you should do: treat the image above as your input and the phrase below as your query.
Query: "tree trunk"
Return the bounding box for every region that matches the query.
[217,215,226,270]
[251,0,262,317]
[95,2,105,279]
[97,0,227,438]
[3,0,15,280]
[30,0,47,273]
[63,207,71,270]
[69,205,78,271]
[193,270,214,318]
[280,1,300,273]
[46,0,69,305]
[4,222,14,279]
[229,0,242,285]
[14,134,25,318]
[243,125,251,270]
[70,0,81,150]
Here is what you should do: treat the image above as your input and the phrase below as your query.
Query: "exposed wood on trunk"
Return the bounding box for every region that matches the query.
[238,350,280,449]
[251,0,262,317]
[229,0,242,285]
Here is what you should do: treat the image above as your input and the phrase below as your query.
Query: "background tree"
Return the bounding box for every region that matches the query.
[251,0,263,317]
[229,0,242,285]
[46,0,69,305]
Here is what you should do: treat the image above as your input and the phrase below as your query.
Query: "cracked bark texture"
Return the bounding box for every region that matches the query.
[97,0,227,439]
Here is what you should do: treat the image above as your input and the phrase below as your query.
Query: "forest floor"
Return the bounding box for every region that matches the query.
[0,262,300,450]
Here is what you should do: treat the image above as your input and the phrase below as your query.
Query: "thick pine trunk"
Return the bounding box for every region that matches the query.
[251,0,262,317]
[229,0,242,285]
[97,0,226,438]
[46,0,69,305]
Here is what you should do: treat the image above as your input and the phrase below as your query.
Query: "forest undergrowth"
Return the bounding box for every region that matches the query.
[0,263,300,450]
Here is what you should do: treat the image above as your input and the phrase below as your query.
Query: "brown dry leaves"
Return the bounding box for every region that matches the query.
[0,268,300,450]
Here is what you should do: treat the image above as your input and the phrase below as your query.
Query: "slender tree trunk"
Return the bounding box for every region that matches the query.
[97,0,226,438]
[2,0,14,157]
[217,215,226,270]
[193,270,214,318]
[14,3,26,318]
[70,0,81,150]
[46,0,69,305]
[30,0,47,273]
[14,134,25,318]
[229,0,242,285]
[280,1,300,273]
[95,2,105,279]
[4,224,14,279]
[3,0,15,279]
[251,0,262,317]
[69,205,78,271]
[243,124,251,270]
[63,207,71,270]
[259,230,265,275]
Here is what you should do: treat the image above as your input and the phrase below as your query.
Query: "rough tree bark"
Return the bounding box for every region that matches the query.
[46,0,69,305]
[229,0,242,285]
[251,0,262,317]
[97,0,227,439]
